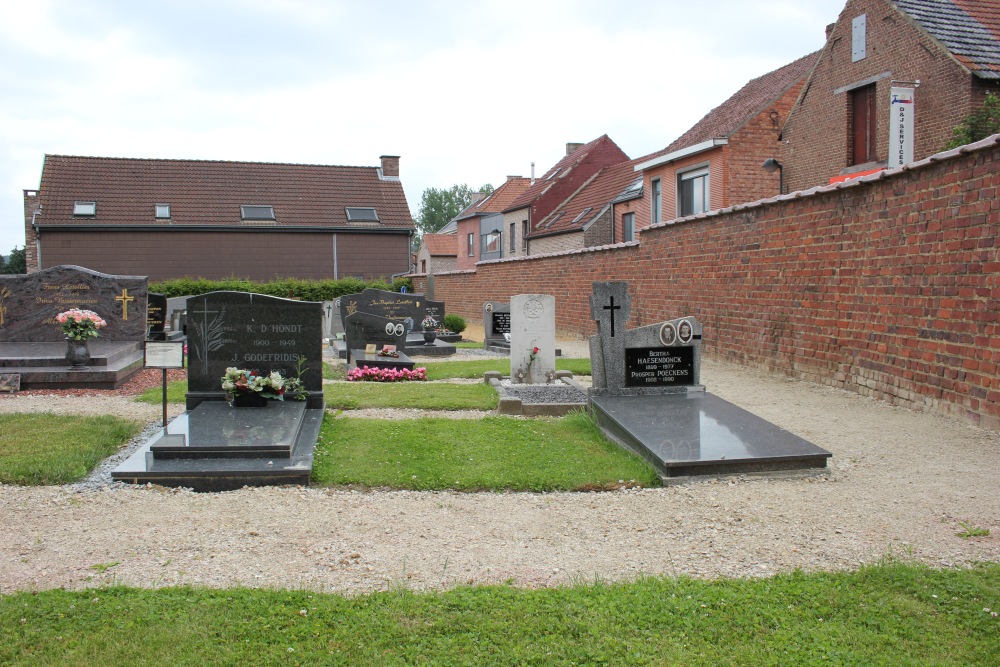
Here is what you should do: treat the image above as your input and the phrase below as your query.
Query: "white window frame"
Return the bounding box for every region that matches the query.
[154,204,171,219]
[240,205,275,220]
[467,232,475,256]
[650,178,661,224]
[73,201,96,216]
[623,212,635,242]
[677,165,710,217]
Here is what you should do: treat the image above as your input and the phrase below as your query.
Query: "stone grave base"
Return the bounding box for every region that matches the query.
[112,401,323,492]
[488,373,588,417]
[0,340,145,390]
[351,349,415,370]
[331,337,456,359]
[589,392,831,481]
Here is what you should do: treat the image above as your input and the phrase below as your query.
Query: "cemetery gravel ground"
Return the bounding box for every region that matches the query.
[0,346,998,594]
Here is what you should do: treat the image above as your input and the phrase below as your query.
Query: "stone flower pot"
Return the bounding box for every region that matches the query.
[65,338,91,369]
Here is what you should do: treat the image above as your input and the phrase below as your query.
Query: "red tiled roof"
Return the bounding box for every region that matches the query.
[422,233,457,256]
[896,0,1000,79]
[638,51,819,161]
[503,135,619,212]
[533,161,640,236]
[455,177,532,220]
[36,155,415,229]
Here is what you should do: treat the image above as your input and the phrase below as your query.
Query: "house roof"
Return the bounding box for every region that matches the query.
[895,0,1000,79]
[455,177,532,221]
[532,161,641,237]
[637,51,819,165]
[35,155,416,230]
[503,135,623,213]
[421,233,458,256]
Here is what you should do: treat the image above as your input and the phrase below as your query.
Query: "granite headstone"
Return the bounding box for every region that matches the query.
[339,289,444,336]
[483,301,511,349]
[0,265,147,342]
[147,292,167,340]
[343,310,408,363]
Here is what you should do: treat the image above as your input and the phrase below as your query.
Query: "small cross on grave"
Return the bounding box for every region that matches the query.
[589,281,632,391]
[115,288,136,320]
[603,296,622,337]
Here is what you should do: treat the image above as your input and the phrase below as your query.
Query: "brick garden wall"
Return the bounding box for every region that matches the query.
[415,137,1000,428]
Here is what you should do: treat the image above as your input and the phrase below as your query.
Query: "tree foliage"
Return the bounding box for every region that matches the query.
[415,183,494,235]
[946,93,1000,149]
[0,246,26,274]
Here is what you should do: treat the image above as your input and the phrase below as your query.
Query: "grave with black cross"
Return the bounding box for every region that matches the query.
[586,280,831,480]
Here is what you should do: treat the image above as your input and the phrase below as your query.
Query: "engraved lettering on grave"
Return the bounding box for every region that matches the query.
[0,287,9,326]
[624,347,694,387]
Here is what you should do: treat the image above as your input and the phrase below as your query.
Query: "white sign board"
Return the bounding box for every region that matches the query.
[145,341,185,368]
[889,87,915,168]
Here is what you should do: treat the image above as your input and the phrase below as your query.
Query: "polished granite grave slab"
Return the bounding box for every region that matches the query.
[332,337,455,359]
[150,401,305,459]
[590,392,831,479]
[112,401,323,492]
[350,349,416,370]
[0,340,144,389]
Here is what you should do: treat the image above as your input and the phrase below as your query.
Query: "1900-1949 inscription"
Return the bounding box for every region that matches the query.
[625,346,694,387]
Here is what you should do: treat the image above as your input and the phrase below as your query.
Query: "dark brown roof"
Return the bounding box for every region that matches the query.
[422,234,458,256]
[35,155,415,229]
[503,135,625,213]
[533,161,640,236]
[455,177,532,221]
[896,0,1000,79]
[640,51,819,160]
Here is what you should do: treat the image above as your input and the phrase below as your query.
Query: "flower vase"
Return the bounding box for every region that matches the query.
[65,338,90,369]
[232,392,268,408]
[422,329,437,345]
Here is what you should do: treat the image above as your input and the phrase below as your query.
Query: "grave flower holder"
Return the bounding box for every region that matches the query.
[65,338,91,369]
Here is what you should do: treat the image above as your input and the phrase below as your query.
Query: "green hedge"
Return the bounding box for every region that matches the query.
[149,276,414,300]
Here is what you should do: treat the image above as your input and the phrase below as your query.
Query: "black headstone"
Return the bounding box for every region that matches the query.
[343,311,408,362]
[0,265,147,342]
[186,292,322,406]
[147,292,167,341]
[483,301,511,347]
[339,289,444,335]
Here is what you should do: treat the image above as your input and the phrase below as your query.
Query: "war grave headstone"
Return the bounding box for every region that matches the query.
[510,294,556,385]
[112,291,325,491]
[147,292,167,341]
[483,301,511,352]
[587,281,831,481]
[0,265,147,388]
[343,310,414,370]
[337,288,455,357]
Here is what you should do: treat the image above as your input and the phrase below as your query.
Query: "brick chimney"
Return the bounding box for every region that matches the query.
[470,192,486,205]
[380,155,400,178]
[566,142,584,156]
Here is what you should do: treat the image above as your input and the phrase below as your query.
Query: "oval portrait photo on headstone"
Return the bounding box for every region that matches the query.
[659,322,676,346]
[678,319,693,344]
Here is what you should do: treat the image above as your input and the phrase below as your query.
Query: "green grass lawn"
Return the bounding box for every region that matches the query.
[325,381,497,410]
[421,357,591,380]
[0,414,142,485]
[312,411,657,491]
[1,562,996,666]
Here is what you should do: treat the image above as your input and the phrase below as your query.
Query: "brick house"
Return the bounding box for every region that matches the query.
[633,52,819,228]
[415,233,458,274]
[781,0,1000,192]
[502,136,630,257]
[22,154,415,281]
[452,176,532,269]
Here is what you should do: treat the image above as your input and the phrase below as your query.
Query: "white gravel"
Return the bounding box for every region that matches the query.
[0,353,997,594]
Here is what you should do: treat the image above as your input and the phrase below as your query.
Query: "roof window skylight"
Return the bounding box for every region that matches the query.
[241,205,275,220]
[572,208,593,223]
[345,207,379,222]
[546,168,562,181]
[154,204,171,219]
[73,201,96,216]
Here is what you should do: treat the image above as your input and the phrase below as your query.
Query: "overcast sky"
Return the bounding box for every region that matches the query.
[0,0,847,254]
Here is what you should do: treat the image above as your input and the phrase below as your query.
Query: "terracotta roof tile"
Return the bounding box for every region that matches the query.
[533,161,640,236]
[36,155,415,229]
[896,0,1000,78]
[421,234,458,256]
[455,177,532,220]
[638,51,819,161]
[503,135,617,212]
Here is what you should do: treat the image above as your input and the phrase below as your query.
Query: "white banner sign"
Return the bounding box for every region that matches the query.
[889,87,915,168]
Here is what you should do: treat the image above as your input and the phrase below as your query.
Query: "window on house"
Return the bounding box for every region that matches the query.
[651,179,661,224]
[851,83,877,165]
[241,205,275,220]
[572,208,593,224]
[623,213,636,242]
[482,230,501,254]
[154,204,171,219]
[73,201,96,216]
[678,167,709,217]
[421,259,426,273]
[467,232,475,256]
[521,220,528,250]
[509,222,516,252]
[345,207,379,222]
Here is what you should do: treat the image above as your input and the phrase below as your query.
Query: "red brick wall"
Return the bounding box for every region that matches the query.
[456,218,478,270]
[781,0,1000,192]
[36,230,411,281]
[413,138,1000,428]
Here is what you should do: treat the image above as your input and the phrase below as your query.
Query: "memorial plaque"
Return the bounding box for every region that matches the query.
[625,346,695,387]
[147,292,167,340]
[483,301,511,348]
[492,311,510,334]
[186,291,322,395]
[0,265,147,342]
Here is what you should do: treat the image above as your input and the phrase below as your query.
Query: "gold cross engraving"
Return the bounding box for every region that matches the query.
[115,288,135,320]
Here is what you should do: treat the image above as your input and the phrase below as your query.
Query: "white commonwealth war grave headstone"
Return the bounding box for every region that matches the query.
[509,294,555,384]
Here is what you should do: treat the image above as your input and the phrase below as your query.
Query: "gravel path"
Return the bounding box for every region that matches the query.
[0,353,997,594]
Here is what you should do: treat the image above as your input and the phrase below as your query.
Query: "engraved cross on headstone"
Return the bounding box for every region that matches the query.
[115,288,135,320]
[590,281,631,391]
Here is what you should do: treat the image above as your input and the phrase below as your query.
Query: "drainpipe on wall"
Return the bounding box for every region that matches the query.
[31,206,42,271]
